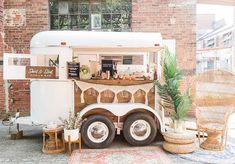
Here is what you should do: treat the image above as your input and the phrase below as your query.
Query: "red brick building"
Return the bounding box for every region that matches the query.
[0,0,5,115]
[0,0,197,116]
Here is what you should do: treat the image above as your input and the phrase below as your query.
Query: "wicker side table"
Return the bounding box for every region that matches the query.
[42,127,65,154]
[163,129,196,154]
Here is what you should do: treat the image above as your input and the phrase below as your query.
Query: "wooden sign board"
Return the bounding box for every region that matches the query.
[26,66,56,79]
[101,60,113,75]
[67,62,80,79]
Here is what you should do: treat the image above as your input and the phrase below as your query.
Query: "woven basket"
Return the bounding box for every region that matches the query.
[163,129,196,143]
[163,133,195,144]
[147,87,155,108]
[163,141,196,154]
[117,91,131,103]
[84,88,99,104]
[100,90,115,103]
[134,90,146,103]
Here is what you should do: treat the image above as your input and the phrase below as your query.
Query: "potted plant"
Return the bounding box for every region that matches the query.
[156,49,192,133]
[59,111,83,142]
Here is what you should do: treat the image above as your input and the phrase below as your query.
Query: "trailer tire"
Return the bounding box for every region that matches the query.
[123,113,157,146]
[81,115,115,149]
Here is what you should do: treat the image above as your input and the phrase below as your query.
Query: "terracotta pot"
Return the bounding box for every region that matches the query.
[64,128,79,142]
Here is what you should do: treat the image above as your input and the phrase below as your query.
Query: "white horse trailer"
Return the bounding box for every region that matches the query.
[3,31,171,148]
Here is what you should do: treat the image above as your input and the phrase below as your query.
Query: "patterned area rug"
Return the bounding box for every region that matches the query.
[179,144,235,164]
[69,146,172,164]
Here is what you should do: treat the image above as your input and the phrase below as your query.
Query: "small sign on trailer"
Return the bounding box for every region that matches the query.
[67,62,80,79]
[101,60,113,75]
[26,66,56,79]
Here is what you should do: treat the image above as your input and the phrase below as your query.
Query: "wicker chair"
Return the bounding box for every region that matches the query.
[196,107,232,151]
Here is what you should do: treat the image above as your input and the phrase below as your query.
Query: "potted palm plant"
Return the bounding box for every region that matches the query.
[59,111,83,142]
[156,49,192,133]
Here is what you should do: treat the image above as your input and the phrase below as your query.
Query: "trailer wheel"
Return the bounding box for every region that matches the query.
[81,115,115,148]
[123,113,157,146]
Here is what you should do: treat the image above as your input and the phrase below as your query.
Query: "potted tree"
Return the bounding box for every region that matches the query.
[59,111,83,142]
[156,49,192,133]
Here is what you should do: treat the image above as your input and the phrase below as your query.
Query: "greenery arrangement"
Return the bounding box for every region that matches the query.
[156,49,192,121]
[59,111,83,130]
[80,65,92,79]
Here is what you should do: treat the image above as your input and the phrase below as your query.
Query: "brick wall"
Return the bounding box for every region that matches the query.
[0,0,3,58]
[0,0,4,115]
[132,0,196,116]
[3,0,49,115]
[132,0,196,76]
[0,66,4,113]
[1,0,197,116]
[4,0,49,53]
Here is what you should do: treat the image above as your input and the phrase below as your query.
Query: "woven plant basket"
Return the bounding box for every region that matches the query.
[163,132,195,144]
[163,141,196,154]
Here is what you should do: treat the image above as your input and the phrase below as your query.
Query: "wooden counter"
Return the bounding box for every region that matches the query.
[74,79,156,113]
[79,79,154,86]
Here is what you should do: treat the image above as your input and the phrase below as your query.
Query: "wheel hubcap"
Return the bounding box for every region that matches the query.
[130,120,151,141]
[87,121,109,143]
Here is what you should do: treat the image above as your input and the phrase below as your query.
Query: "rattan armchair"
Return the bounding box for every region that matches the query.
[196,107,232,151]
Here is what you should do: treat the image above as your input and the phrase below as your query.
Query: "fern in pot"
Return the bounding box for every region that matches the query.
[156,49,192,133]
[59,111,83,142]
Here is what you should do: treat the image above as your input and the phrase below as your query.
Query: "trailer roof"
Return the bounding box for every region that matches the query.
[30,31,163,52]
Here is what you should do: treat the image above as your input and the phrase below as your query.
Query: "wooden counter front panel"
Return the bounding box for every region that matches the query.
[74,85,156,115]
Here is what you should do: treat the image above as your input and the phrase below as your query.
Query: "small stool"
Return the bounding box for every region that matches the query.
[42,127,64,154]
[64,133,82,155]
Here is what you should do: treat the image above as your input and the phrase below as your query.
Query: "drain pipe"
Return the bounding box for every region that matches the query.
[4,80,9,113]
[233,6,235,72]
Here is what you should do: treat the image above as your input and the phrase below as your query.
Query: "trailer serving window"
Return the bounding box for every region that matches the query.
[35,55,59,67]
[4,54,60,80]
[34,55,59,78]
[8,57,31,66]
[100,55,143,65]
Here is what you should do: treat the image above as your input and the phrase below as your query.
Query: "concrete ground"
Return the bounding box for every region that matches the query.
[0,119,235,164]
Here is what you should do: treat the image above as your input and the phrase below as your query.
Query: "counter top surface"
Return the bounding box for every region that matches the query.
[78,79,154,86]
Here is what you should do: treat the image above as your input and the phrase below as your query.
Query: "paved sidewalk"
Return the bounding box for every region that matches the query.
[0,121,234,164]
[0,123,68,164]
[0,123,188,164]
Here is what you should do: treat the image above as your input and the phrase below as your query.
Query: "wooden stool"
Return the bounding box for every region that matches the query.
[42,127,65,154]
[64,133,82,155]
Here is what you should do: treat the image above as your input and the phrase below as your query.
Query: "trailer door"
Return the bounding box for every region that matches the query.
[3,53,34,80]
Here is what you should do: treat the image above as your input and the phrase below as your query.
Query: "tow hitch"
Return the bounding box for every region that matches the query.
[2,111,23,139]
